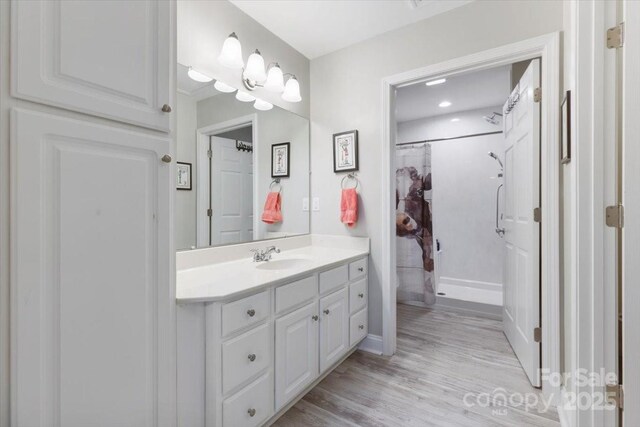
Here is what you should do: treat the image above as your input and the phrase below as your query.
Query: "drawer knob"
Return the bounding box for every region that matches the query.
[358,267,364,272]
[358,293,364,298]
[247,353,256,362]
[247,408,256,417]
[161,104,172,113]
[323,309,330,315]
[247,309,256,317]
[312,315,319,321]
[359,324,364,330]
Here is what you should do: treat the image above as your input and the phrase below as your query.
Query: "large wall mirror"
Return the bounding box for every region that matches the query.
[175,63,310,250]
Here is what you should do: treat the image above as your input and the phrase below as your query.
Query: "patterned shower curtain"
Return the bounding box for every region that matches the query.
[395,144,436,305]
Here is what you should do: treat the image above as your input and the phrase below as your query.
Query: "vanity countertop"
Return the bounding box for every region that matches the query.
[176,235,369,303]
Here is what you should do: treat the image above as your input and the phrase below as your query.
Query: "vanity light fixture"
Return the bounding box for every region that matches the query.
[235,90,256,103]
[213,80,236,93]
[187,66,213,83]
[217,32,302,103]
[426,78,446,86]
[439,101,452,108]
[254,98,274,111]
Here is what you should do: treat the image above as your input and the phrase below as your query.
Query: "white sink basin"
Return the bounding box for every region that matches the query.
[255,258,313,271]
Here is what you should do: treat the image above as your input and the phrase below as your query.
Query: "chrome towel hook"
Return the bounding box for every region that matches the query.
[341,173,359,190]
[269,178,282,193]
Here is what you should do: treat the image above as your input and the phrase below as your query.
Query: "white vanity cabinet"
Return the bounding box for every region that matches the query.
[200,256,368,427]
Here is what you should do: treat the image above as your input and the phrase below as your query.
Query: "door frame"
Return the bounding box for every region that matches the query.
[195,114,258,247]
[381,32,561,401]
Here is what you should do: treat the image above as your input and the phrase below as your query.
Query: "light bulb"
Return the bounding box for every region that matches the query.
[218,32,244,69]
[236,91,256,102]
[264,63,285,92]
[244,49,267,82]
[254,99,273,111]
[282,75,301,103]
[213,80,236,93]
[187,67,213,83]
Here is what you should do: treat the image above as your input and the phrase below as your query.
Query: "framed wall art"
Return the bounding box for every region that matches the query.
[271,142,290,178]
[333,129,359,173]
[176,162,192,190]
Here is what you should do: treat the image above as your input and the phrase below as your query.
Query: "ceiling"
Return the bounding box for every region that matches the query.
[228,0,473,59]
[177,63,221,101]
[395,65,511,123]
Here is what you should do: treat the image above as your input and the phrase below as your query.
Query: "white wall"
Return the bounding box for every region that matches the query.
[309,0,564,336]
[177,0,310,118]
[176,93,198,249]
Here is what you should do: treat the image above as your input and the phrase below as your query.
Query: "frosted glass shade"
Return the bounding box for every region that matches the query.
[187,67,213,83]
[244,49,267,82]
[264,63,285,92]
[254,99,273,111]
[282,76,301,103]
[213,80,236,93]
[235,91,256,102]
[218,33,244,69]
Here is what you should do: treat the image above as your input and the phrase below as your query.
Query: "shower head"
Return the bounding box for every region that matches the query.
[483,112,503,125]
[488,151,504,169]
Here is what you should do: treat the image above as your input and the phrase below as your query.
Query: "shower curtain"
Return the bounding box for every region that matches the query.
[396,144,436,305]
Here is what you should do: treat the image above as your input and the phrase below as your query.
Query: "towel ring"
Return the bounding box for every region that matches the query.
[341,173,359,190]
[270,178,282,193]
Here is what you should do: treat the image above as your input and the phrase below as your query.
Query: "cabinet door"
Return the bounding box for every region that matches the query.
[275,301,319,410]
[11,0,172,132]
[319,287,349,373]
[11,109,175,427]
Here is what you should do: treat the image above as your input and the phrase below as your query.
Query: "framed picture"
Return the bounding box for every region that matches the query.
[333,130,359,173]
[271,142,290,178]
[176,162,192,190]
[561,90,571,164]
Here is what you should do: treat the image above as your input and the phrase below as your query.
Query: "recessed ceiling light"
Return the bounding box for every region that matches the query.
[439,101,452,108]
[426,78,446,86]
[451,118,460,122]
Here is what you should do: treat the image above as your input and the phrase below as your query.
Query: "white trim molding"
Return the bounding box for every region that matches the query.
[381,32,561,403]
[358,334,383,356]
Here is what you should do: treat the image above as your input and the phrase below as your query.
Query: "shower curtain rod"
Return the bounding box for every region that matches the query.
[396,130,503,147]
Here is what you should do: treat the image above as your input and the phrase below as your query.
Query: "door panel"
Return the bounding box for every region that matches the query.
[11,0,171,131]
[502,59,541,387]
[11,109,174,426]
[319,288,349,373]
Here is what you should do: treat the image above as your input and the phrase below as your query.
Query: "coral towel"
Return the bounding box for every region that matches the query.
[340,188,358,228]
[261,191,282,224]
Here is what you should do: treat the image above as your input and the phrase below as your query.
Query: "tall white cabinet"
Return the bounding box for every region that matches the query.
[9,1,176,425]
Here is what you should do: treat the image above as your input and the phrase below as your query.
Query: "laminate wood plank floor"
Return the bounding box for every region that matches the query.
[274,303,560,427]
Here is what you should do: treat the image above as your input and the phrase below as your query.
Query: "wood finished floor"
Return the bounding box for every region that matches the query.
[274,303,560,427]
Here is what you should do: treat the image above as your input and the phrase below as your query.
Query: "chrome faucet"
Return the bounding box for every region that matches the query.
[251,246,281,262]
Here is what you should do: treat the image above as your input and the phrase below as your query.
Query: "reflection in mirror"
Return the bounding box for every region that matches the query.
[176,63,310,250]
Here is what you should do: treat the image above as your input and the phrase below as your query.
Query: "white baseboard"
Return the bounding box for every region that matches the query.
[358,334,383,355]
[557,386,574,427]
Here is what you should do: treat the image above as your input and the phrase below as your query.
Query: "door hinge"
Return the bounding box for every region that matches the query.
[207,149,212,158]
[605,204,624,228]
[533,327,542,343]
[607,23,624,49]
[606,383,624,409]
[533,87,542,103]
[533,207,541,223]
[207,208,212,217]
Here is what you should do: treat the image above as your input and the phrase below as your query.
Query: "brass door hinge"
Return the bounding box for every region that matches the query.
[533,207,541,223]
[207,149,212,158]
[606,383,624,409]
[207,208,212,217]
[607,23,624,49]
[605,204,624,228]
[534,327,542,343]
[533,87,542,103]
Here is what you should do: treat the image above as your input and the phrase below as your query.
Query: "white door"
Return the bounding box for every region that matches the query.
[12,0,172,131]
[11,109,174,426]
[319,288,349,373]
[211,136,254,245]
[502,59,541,387]
[275,302,319,410]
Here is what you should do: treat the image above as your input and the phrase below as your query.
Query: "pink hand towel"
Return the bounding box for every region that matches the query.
[261,191,282,224]
[340,188,358,228]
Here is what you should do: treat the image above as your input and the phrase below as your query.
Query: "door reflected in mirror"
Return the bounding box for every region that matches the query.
[176,63,310,250]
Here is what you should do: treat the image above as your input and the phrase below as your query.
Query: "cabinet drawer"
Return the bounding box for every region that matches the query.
[319,265,348,295]
[222,323,270,395]
[349,278,367,314]
[275,276,317,314]
[222,291,269,337]
[223,372,273,427]
[350,307,368,347]
[349,258,368,280]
